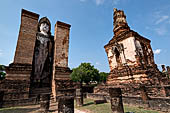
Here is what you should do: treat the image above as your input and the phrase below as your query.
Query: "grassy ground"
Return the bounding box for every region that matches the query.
[0,99,162,113]
[76,98,161,113]
[0,105,40,113]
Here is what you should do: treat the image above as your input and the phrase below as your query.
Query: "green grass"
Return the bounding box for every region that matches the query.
[76,98,161,113]
[0,99,162,113]
[0,107,39,113]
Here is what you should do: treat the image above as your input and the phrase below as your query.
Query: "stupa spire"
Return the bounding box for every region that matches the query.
[113,8,130,36]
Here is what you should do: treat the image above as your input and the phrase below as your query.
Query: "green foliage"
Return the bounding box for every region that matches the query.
[0,72,6,80]
[70,63,100,84]
[99,72,109,83]
[0,65,5,71]
[0,65,6,80]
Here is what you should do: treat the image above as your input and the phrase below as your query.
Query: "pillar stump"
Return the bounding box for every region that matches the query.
[40,93,50,113]
[76,88,83,107]
[58,96,74,113]
[109,88,124,113]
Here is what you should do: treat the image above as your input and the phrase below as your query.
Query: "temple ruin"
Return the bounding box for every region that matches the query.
[0,9,75,108]
[0,8,170,113]
[105,8,158,86]
[92,8,170,112]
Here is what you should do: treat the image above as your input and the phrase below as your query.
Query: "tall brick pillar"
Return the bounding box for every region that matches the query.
[53,21,71,68]
[14,9,39,64]
[2,9,39,107]
[52,21,73,101]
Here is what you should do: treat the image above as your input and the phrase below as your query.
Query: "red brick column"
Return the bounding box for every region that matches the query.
[14,9,39,64]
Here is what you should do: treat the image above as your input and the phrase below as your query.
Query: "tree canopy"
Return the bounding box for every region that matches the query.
[70,63,109,84]
[99,72,109,83]
[0,65,6,80]
[70,63,100,84]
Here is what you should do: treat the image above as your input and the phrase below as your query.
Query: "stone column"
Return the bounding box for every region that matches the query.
[109,88,124,113]
[76,88,83,107]
[40,93,50,113]
[58,96,74,113]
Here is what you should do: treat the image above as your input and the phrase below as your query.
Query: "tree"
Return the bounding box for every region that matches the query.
[70,63,100,85]
[0,65,5,71]
[0,65,6,80]
[99,72,109,83]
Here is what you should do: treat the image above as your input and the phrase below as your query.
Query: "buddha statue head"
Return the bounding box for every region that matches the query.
[38,17,51,36]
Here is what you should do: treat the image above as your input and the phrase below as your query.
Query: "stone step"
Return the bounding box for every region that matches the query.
[2,97,38,107]
[30,88,51,94]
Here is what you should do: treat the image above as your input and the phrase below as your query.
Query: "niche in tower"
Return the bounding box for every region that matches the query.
[140,42,148,65]
[114,47,121,67]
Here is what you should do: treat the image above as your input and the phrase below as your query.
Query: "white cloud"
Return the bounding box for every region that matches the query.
[95,0,105,5]
[154,49,161,55]
[80,0,86,2]
[95,0,121,5]
[80,0,121,5]
[96,62,101,65]
[112,0,120,5]
[155,15,169,24]
[155,26,167,36]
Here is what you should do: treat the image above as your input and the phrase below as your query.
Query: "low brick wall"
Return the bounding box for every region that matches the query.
[87,93,109,101]
[86,93,170,112]
[2,97,37,108]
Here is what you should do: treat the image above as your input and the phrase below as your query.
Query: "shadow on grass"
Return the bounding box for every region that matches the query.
[83,102,94,106]
[0,107,39,113]
[49,109,57,112]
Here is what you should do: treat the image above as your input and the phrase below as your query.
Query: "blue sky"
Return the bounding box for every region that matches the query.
[0,0,170,72]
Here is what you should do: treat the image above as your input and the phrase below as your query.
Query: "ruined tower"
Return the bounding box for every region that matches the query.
[104,8,159,85]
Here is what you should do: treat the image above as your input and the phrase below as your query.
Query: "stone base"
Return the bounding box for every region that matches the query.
[107,65,160,86]
[40,93,50,113]
[94,83,170,98]
[2,97,37,108]
[52,66,78,101]
[58,96,74,113]
[76,97,83,107]
[0,63,32,107]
